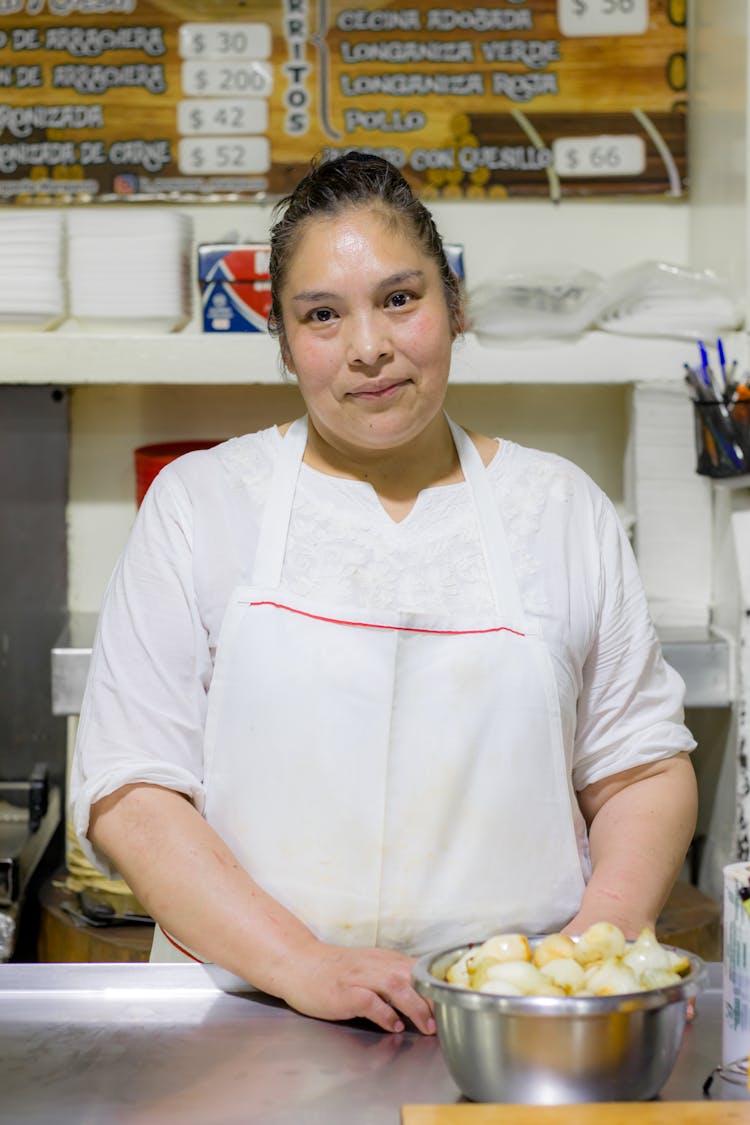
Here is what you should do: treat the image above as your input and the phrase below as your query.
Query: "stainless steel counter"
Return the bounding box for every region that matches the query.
[51,615,733,715]
[0,961,743,1123]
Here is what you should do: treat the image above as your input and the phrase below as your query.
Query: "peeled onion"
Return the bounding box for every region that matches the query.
[539,957,586,994]
[623,928,672,974]
[532,933,577,969]
[576,922,627,964]
[640,967,683,989]
[474,960,564,996]
[469,933,531,968]
[585,958,641,996]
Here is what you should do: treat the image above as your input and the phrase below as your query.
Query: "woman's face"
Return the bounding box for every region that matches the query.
[279,206,455,459]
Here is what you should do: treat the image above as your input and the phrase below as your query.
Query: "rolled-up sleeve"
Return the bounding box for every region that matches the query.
[70,467,212,876]
[572,496,696,793]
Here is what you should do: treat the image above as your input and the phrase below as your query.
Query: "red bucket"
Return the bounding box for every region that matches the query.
[134,440,223,507]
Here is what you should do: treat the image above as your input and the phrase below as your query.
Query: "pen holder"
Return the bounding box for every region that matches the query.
[693,400,750,478]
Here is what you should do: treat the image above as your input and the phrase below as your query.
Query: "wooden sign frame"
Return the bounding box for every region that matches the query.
[0,0,687,203]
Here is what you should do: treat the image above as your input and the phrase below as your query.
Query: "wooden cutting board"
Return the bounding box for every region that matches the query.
[401,1104,750,1125]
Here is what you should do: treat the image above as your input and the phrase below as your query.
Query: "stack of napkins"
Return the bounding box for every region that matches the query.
[67,209,192,332]
[0,211,65,331]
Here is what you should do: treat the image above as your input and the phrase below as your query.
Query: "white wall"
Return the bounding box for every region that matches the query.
[688,0,748,297]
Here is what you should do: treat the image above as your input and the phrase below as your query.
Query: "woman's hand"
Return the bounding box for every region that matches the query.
[281,942,435,1035]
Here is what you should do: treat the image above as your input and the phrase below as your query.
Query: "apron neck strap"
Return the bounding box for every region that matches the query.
[447,419,526,626]
[253,414,527,628]
[251,416,308,588]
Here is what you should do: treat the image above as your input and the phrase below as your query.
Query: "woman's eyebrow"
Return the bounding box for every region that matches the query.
[290,288,339,304]
[379,270,425,289]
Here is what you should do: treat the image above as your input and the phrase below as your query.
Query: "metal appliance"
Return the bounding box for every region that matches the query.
[0,764,61,961]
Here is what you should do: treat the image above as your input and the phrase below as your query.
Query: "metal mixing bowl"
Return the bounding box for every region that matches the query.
[412,937,707,1104]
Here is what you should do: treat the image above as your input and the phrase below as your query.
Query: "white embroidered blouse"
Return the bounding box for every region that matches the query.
[70,422,694,872]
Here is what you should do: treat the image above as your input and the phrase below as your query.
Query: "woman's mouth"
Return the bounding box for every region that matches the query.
[349,380,410,401]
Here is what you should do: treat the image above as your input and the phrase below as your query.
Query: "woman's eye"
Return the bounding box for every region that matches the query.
[309,308,335,323]
[387,291,412,309]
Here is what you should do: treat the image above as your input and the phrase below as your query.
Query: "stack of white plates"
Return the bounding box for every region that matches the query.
[67,209,192,333]
[0,211,65,331]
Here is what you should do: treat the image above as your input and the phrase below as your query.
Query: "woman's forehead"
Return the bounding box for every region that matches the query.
[285,205,427,276]
[274,198,460,333]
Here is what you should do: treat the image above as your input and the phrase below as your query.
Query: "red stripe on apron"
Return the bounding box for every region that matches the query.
[162,928,206,963]
[245,600,526,638]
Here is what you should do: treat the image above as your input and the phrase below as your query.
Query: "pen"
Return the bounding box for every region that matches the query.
[716,337,729,397]
[717,337,727,379]
[697,340,713,392]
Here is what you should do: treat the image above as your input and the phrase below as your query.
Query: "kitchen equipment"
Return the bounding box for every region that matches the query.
[0,764,61,961]
[412,936,706,1104]
[61,887,153,928]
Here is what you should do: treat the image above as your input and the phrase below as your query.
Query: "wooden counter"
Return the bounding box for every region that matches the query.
[402,1105,750,1124]
[37,876,154,963]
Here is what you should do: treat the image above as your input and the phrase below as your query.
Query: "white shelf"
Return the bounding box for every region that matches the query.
[2,329,694,387]
[451,332,691,385]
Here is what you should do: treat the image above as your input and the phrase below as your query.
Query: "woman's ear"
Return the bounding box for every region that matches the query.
[451,304,466,340]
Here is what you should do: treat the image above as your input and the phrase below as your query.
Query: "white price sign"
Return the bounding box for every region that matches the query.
[181,60,273,98]
[557,0,648,37]
[553,135,646,177]
[178,136,271,174]
[179,23,271,60]
[178,99,268,136]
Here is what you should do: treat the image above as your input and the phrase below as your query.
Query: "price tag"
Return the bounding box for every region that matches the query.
[178,99,268,136]
[181,60,273,98]
[557,0,649,37]
[553,135,645,177]
[178,136,271,174]
[179,23,271,60]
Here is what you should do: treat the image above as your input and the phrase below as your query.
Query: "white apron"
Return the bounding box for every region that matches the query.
[152,416,587,963]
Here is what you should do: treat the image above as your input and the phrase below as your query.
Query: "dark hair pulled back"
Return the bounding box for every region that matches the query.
[268,151,463,350]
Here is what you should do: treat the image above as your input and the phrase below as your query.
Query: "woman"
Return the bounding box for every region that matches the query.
[71,152,697,1036]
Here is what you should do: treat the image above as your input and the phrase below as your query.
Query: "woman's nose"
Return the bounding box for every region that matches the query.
[346,311,393,367]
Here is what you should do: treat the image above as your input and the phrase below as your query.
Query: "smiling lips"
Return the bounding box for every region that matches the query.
[348,379,411,400]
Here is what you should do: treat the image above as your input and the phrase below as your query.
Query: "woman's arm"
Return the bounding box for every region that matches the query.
[564,751,698,938]
[89,783,435,1035]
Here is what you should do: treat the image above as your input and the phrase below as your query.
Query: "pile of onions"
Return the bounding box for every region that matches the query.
[444,922,691,997]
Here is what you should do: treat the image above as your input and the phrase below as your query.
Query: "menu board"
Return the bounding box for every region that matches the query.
[0,0,687,203]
